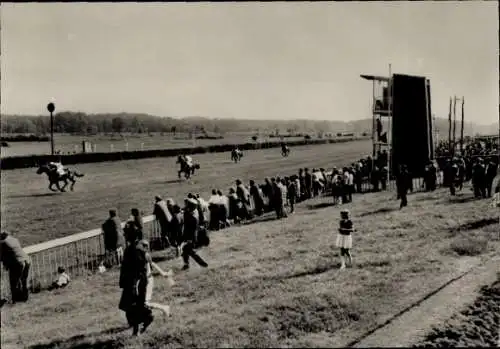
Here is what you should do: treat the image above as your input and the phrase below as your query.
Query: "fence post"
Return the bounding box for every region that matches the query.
[73,241,80,276]
[93,144,97,153]
[110,144,114,152]
[141,143,144,151]
[125,142,129,151]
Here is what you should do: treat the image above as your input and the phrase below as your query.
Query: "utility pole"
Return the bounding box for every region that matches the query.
[460,97,465,154]
[448,97,452,154]
[452,96,457,156]
[47,102,55,155]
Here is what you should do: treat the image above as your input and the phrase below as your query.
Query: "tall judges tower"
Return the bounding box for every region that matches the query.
[361,70,434,177]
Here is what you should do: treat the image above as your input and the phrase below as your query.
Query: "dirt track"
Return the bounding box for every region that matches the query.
[0,140,371,245]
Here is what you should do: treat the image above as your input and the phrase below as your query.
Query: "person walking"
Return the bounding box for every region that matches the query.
[181,198,208,270]
[119,232,154,336]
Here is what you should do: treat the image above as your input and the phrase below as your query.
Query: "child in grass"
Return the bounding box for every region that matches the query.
[49,266,70,290]
[336,209,354,269]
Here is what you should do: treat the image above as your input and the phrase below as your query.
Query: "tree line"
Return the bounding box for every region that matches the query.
[1,112,365,136]
[0,112,218,135]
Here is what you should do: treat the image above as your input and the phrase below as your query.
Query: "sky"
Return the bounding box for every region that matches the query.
[1,2,498,125]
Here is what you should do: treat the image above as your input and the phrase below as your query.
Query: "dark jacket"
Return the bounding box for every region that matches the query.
[182,209,199,243]
[0,236,29,270]
[102,216,124,251]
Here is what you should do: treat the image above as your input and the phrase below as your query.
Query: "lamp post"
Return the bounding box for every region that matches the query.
[47,102,55,155]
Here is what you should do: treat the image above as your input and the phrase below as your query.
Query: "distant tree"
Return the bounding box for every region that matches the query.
[111,117,124,134]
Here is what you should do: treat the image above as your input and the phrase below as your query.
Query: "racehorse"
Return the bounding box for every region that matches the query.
[231,148,243,163]
[281,144,290,157]
[176,155,200,179]
[36,164,84,192]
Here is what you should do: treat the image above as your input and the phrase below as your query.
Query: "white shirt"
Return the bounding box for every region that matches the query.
[347,173,354,185]
[208,195,220,205]
[56,272,70,286]
[185,156,193,166]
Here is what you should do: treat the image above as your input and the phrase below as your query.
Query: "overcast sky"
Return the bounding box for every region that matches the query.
[1,2,498,124]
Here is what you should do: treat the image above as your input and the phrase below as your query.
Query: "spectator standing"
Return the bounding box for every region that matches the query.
[0,231,31,303]
[102,209,125,266]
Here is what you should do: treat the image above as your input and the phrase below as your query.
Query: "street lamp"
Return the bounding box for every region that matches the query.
[47,102,55,155]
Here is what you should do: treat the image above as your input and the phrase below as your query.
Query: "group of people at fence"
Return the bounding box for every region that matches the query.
[435,138,498,159]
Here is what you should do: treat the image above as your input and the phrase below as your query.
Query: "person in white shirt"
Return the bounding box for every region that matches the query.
[50,266,70,290]
[347,169,355,202]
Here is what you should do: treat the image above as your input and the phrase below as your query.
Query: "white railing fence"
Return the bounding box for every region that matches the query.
[0,216,161,299]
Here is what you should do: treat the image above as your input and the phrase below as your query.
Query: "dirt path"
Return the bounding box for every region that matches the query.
[350,255,500,347]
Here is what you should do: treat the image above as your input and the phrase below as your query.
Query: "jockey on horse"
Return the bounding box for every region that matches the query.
[177,155,199,179]
[48,161,68,176]
[37,160,84,192]
[281,141,290,157]
[231,146,243,163]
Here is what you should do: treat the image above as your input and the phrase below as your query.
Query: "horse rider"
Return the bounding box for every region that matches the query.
[48,161,67,176]
[281,141,288,155]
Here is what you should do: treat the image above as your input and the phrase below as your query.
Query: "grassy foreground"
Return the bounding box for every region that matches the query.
[1,185,499,348]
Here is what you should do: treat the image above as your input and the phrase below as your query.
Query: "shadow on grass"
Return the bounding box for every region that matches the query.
[307,202,337,210]
[446,195,477,204]
[241,215,277,226]
[29,326,129,349]
[10,192,61,199]
[154,178,183,185]
[358,207,395,217]
[448,217,499,233]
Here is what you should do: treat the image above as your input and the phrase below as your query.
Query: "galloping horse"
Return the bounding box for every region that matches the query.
[36,164,85,192]
[281,143,290,157]
[176,155,200,179]
[231,148,243,163]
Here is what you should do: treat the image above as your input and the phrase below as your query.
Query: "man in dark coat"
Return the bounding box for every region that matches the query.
[181,198,208,270]
[119,232,154,336]
[263,178,274,212]
[287,176,298,213]
[304,168,312,200]
[208,189,221,230]
[472,158,487,198]
[423,161,437,192]
[396,164,410,209]
[153,196,173,249]
[249,180,264,216]
[102,209,125,267]
[0,231,30,303]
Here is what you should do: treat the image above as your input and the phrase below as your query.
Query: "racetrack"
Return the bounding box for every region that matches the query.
[0,139,371,246]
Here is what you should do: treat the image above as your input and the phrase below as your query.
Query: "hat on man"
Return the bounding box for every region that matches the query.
[155,195,162,202]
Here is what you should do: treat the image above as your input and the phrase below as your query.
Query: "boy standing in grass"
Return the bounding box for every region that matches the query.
[336,209,354,269]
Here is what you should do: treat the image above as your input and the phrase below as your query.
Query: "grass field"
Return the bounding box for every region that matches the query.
[0,132,317,158]
[1,139,371,246]
[1,182,498,348]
